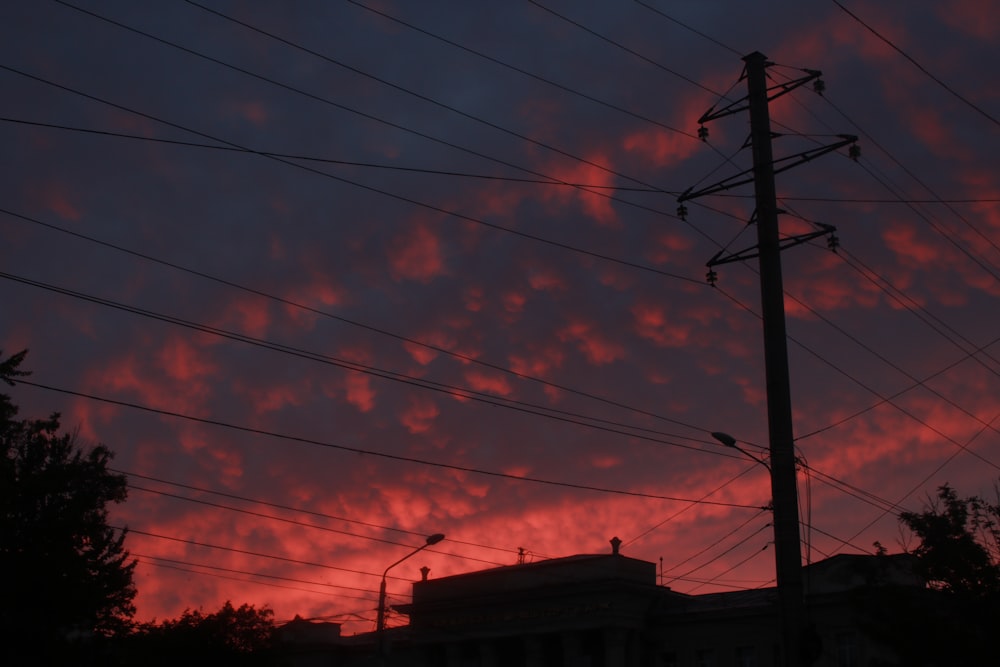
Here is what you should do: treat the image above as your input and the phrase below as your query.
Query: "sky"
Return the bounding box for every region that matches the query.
[2,0,999,634]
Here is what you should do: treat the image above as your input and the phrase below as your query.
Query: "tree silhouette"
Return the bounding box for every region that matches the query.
[900,483,1000,596]
[859,483,1000,665]
[122,601,277,666]
[1,350,136,662]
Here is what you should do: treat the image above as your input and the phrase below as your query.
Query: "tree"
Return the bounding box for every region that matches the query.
[0,350,137,661]
[122,601,277,666]
[899,483,1000,596]
[859,483,1000,666]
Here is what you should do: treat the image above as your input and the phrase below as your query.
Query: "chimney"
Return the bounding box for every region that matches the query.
[420,566,430,581]
[610,536,622,555]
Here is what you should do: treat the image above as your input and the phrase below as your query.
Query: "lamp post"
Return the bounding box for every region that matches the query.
[377,533,445,665]
[712,431,770,471]
[714,429,807,664]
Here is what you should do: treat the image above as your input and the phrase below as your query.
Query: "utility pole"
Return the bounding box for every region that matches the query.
[679,52,857,666]
[744,50,804,667]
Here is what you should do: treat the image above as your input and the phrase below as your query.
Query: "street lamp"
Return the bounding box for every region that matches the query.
[377,533,445,663]
[711,431,770,470]
[714,429,809,663]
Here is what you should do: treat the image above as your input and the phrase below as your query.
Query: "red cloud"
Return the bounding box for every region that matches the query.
[940,0,1000,39]
[558,320,625,365]
[645,230,695,266]
[212,295,273,339]
[344,371,376,413]
[631,302,691,348]
[404,341,439,366]
[157,336,218,382]
[540,154,620,227]
[527,267,567,291]
[36,181,82,221]
[463,285,484,312]
[388,223,447,282]
[508,345,566,383]
[502,291,526,314]
[463,370,513,397]
[400,394,439,433]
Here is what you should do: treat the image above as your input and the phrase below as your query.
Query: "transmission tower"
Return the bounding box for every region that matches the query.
[679,51,857,667]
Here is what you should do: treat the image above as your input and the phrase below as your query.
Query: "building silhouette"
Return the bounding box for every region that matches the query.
[279,541,922,666]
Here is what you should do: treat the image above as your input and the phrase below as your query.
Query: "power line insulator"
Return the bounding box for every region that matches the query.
[698,125,709,141]
[813,78,826,95]
[677,204,689,221]
[849,143,861,161]
[827,233,840,253]
[706,268,718,286]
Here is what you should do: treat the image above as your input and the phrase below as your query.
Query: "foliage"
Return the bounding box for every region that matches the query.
[0,350,137,662]
[122,601,277,666]
[899,483,1000,596]
[858,483,1000,666]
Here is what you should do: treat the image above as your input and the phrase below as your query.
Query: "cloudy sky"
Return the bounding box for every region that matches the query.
[2,0,998,633]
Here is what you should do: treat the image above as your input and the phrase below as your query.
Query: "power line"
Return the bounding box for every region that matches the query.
[127,483,507,568]
[120,526,414,584]
[133,552,378,601]
[53,0,696,228]
[0,64,703,285]
[0,116,661,191]
[712,284,1000,473]
[117,468,522,558]
[18,379,766,508]
[343,0,697,139]
[0,266,744,459]
[624,462,762,547]
[178,0,671,194]
[830,0,1000,129]
[632,0,742,56]
[527,0,721,96]
[0,207,715,440]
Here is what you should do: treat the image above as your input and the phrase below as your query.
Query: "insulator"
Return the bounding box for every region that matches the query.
[849,143,861,161]
[677,204,688,221]
[827,234,840,252]
[813,79,826,95]
[706,268,718,286]
[698,125,709,142]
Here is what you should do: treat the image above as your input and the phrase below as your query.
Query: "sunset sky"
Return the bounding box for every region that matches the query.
[2,0,999,634]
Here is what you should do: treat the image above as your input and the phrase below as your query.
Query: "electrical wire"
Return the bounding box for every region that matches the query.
[116,468,523,557]
[0,267,740,458]
[0,206,718,441]
[17,379,766,508]
[0,64,703,286]
[132,552,378,600]
[830,0,1000,129]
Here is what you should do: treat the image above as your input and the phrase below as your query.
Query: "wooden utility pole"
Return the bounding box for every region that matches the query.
[679,52,857,666]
